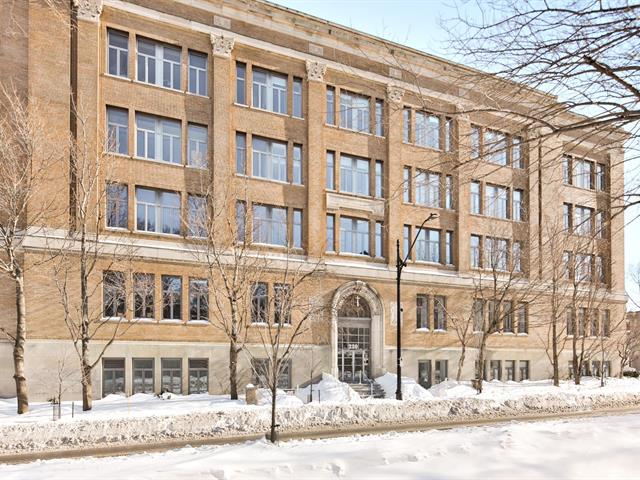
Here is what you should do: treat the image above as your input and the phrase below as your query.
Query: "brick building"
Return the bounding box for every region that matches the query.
[0,0,627,400]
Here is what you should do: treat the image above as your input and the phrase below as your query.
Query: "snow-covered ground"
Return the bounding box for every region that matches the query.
[2,412,639,479]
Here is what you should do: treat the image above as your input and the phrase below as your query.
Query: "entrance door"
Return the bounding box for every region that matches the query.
[338,323,370,383]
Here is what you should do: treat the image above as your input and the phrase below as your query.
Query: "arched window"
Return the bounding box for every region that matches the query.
[338,294,371,318]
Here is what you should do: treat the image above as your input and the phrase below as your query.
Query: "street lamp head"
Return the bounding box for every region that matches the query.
[427,212,439,221]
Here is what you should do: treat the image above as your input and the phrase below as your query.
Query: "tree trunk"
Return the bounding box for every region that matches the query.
[229,339,238,400]
[475,335,488,393]
[456,344,466,382]
[269,384,277,443]
[13,271,28,414]
[82,361,92,411]
[572,322,580,385]
[552,319,559,387]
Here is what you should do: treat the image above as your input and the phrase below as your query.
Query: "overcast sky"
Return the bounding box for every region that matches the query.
[269,0,640,309]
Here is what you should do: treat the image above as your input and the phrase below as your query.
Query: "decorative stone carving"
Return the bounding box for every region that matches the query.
[210,34,235,58]
[306,60,327,82]
[386,84,404,103]
[73,0,103,22]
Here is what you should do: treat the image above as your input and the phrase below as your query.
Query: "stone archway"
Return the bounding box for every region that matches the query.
[331,280,384,381]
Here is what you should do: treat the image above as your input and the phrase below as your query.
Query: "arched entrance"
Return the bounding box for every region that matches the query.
[331,281,384,383]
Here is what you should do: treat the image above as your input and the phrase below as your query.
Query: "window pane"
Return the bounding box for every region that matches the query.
[236,62,246,105]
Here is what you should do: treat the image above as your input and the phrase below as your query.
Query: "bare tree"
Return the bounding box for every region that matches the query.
[0,87,57,414]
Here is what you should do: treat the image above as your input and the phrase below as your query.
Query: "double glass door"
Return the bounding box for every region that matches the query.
[338,321,370,383]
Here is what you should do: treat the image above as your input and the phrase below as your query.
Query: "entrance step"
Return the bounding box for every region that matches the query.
[349,380,386,399]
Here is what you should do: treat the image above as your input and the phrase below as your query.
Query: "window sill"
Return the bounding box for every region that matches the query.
[102,316,127,322]
[325,123,373,137]
[432,329,447,333]
[242,174,304,188]
[234,102,302,120]
[185,164,209,171]
[160,319,183,324]
[516,333,529,336]
[415,328,429,332]
[135,230,182,239]
[134,318,156,323]
[105,226,130,233]
[103,73,132,82]
[132,156,184,168]
[187,320,210,326]
[133,78,183,95]
[185,91,210,99]
[502,332,515,335]
[250,322,268,327]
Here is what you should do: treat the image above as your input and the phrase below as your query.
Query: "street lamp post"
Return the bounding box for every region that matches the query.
[395,212,438,401]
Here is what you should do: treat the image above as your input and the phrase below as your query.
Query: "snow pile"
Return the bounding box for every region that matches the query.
[375,373,433,400]
[256,389,304,408]
[429,379,477,398]
[295,373,361,404]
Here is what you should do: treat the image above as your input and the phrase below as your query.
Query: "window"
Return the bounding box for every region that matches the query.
[487,301,497,331]
[375,99,384,136]
[434,360,448,384]
[161,358,182,394]
[513,241,523,272]
[445,118,453,152]
[563,251,573,280]
[274,283,291,325]
[573,159,593,189]
[602,310,610,337]
[340,155,370,196]
[512,136,523,168]
[132,358,154,394]
[471,125,481,159]
[106,106,128,155]
[235,201,246,242]
[188,359,208,394]
[102,358,125,397]
[473,299,484,332]
[434,296,446,330]
[253,68,287,114]
[416,228,440,263]
[293,144,303,185]
[340,90,370,133]
[137,37,181,90]
[596,164,606,191]
[326,214,335,251]
[485,184,508,219]
[252,204,287,246]
[489,360,502,380]
[135,113,181,164]
[416,295,429,329]
[416,112,440,149]
[236,62,246,105]
[293,209,303,249]
[590,309,599,337]
[188,51,207,96]
[485,237,508,271]
[135,187,180,235]
[578,308,586,337]
[133,273,154,319]
[595,211,605,238]
[187,124,208,168]
[470,234,481,268]
[574,206,593,236]
[108,29,129,78]
[340,217,370,255]
[403,225,410,259]
[418,360,432,389]
[252,136,287,182]
[596,255,605,284]
[505,360,516,381]
[512,189,523,221]
[189,278,208,322]
[566,308,574,336]
[415,170,440,207]
[563,203,573,231]
[375,222,383,258]
[519,360,530,381]
[162,275,182,320]
[403,167,411,202]
[445,175,453,209]
[503,301,513,333]
[470,181,481,214]
[326,86,335,125]
[403,108,411,142]
[103,271,125,318]
[445,231,454,265]
[252,358,292,389]
[106,183,128,229]
[293,77,303,118]
[236,132,246,174]
[326,151,335,189]
[485,130,507,165]
[251,282,268,323]
[375,161,383,198]
[563,156,571,185]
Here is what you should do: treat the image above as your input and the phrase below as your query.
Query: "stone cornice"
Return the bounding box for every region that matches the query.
[74,0,103,22]
[306,60,327,82]
[210,34,235,58]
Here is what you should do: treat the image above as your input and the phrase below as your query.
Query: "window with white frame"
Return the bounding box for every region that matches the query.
[107,29,128,78]
[293,209,302,249]
[519,360,529,380]
[434,296,446,330]
[236,62,246,105]
[415,228,440,263]
[517,303,528,333]
[375,161,383,198]
[574,206,593,236]
[235,201,246,242]
[563,156,571,184]
[293,77,303,118]
[403,167,411,202]
[375,221,383,257]
[513,240,523,272]
[340,216,370,255]
[415,170,440,207]
[236,132,246,174]
[512,136,524,168]
[471,125,481,159]
[573,159,593,189]
[326,151,335,189]
[340,90,370,133]
[416,294,429,329]
[162,275,182,320]
[135,113,181,164]
[326,214,335,252]
[445,175,453,209]
[274,283,292,325]
[445,118,453,152]
[596,164,606,191]
[187,124,208,168]
[485,129,507,165]
[103,270,126,318]
[596,255,605,284]
[375,99,384,136]
[252,68,287,114]
[251,282,268,323]
[106,183,128,229]
[563,251,573,280]
[503,301,513,332]
[106,106,128,155]
[485,184,508,219]
[133,273,154,319]
[252,204,287,246]
[473,299,484,332]
[187,194,207,238]
[137,37,181,90]
[415,111,440,149]
[403,225,410,258]
[293,144,303,185]
[403,108,411,142]
[135,187,180,235]
[445,231,453,265]
[252,136,287,182]
[485,237,508,270]
[326,86,335,125]
[340,155,370,196]
[470,181,481,214]
[512,189,523,221]
[188,51,207,96]
[470,234,481,268]
[189,278,208,322]
[575,253,592,282]
[595,211,605,238]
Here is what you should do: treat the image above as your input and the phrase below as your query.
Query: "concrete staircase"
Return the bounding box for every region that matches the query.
[349,380,386,399]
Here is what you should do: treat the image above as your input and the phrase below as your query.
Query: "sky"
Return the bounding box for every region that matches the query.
[270,0,640,309]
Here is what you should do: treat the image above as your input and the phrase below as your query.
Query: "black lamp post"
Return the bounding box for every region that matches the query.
[395,212,438,400]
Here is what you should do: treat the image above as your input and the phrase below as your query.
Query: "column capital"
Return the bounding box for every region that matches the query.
[386,84,404,103]
[73,0,103,22]
[210,34,235,58]
[306,60,327,82]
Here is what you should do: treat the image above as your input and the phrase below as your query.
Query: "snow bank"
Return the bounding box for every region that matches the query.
[375,373,433,400]
[256,389,304,408]
[295,373,361,404]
